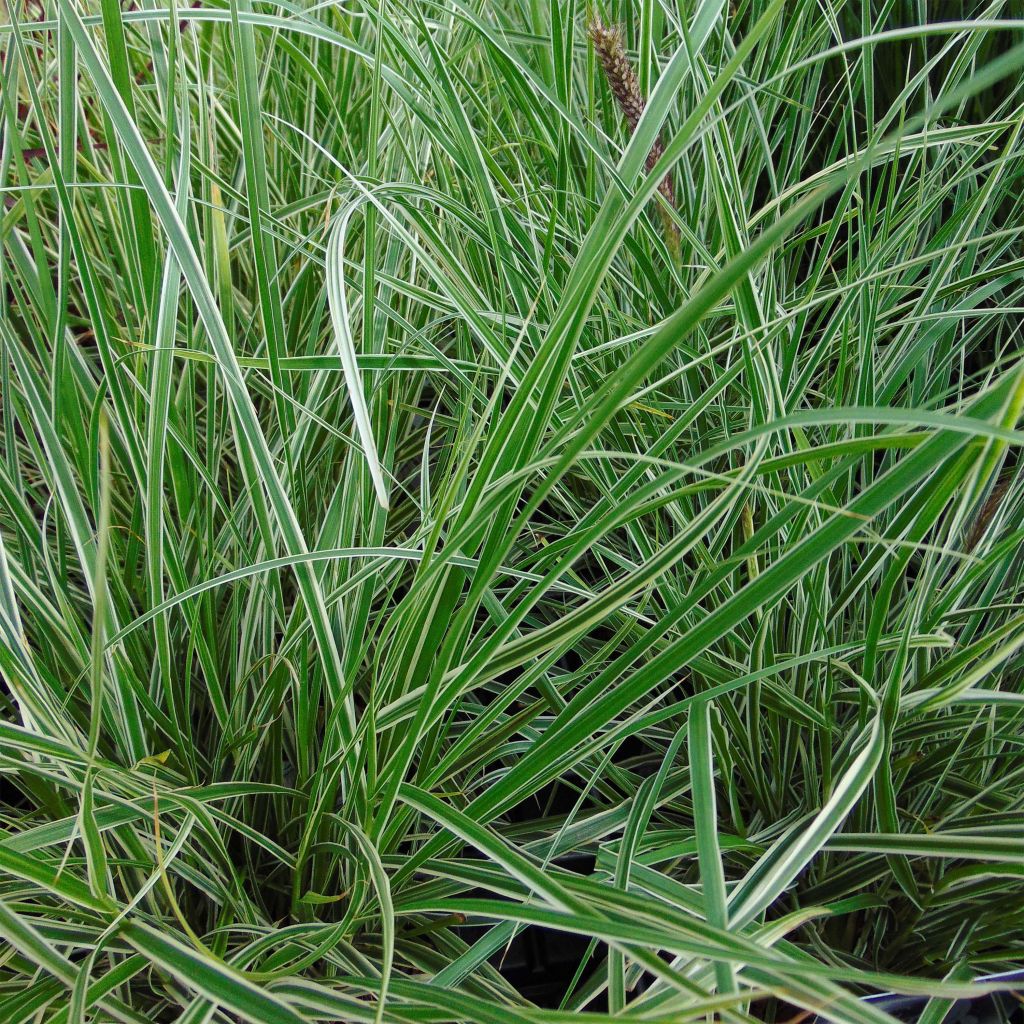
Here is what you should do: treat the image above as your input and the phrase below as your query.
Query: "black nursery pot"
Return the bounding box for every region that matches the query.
[465,850,604,1007]
[491,919,1024,1017]
[857,970,1024,1024]
[477,832,1024,1016]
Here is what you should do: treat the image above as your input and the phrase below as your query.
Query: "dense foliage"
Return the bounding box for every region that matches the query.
[2,0,1024,1021]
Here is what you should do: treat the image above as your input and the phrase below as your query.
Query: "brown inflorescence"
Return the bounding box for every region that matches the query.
[589,16,678,243]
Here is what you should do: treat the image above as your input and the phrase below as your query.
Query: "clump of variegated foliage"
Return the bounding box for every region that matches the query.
[1,1,1024,1022]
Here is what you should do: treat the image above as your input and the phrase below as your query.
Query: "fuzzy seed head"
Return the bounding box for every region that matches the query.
[590,15,679,249]
[589,18,646,133]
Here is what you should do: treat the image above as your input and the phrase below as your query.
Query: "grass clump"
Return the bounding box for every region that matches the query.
[2,0,1024,1021]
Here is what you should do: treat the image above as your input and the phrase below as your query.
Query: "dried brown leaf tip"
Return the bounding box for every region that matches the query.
[589,16,679,254]
[964,473,1013,553]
